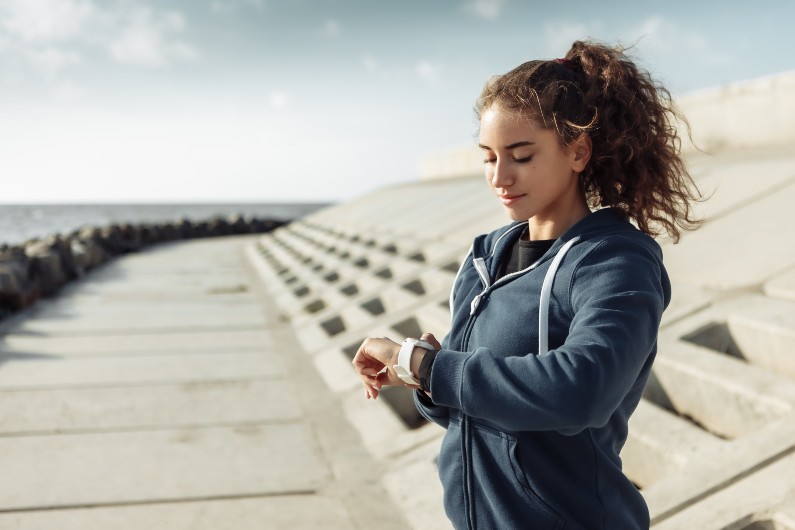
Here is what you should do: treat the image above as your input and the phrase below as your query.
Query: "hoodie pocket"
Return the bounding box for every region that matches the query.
[437,419,468,529]
[468,422,563,529]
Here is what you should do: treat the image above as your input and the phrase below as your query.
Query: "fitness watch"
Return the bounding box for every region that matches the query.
[394,338,434,385]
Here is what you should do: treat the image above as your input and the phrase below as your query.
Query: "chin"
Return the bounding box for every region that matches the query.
[503,207,529,222]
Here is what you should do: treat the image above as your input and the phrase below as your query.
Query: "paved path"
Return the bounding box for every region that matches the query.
[0,235,406,529]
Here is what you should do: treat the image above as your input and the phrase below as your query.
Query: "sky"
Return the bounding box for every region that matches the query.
[1,0,793,204]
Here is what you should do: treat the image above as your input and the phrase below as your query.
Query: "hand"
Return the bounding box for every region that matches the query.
[352,337,401,400]
[352,332,442,400]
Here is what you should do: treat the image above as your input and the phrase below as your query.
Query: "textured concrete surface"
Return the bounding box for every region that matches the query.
[246,145,795,529]
[0,236,408,529]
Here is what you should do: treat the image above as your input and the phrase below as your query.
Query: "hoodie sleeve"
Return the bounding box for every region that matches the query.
[414,389,450,428]
[428,235,669,434]
[412,242,481,430]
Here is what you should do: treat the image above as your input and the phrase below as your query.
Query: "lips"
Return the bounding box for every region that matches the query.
[499,194,526,205]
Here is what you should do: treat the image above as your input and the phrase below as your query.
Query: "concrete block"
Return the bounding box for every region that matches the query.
[382,435,452,530]
[314,348,361,394]
[662,180,795,291]
[765,266,795,301]
[0,423,328,511]
[649,340,793,439]
[726,296,795,378]
[0,495,356,530]
[341,389,442,460]
[622,399,725,488]
[11,307,266,335]
[0,329,273,357]
[651,450,795,529]
[0,380,301,435]
[644,412,795,524]
[0,351,285,389]
[686,151,795,222]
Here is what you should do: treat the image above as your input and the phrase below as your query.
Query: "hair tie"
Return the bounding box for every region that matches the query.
[552,58,575,70]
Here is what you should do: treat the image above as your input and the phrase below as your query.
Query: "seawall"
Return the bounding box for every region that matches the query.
[0,214,286,320]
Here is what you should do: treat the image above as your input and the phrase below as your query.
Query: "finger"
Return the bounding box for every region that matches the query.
[358,371,382,391]
[376,367,404,388]
[364,383,379,400]
[352,349,385,376]
[421,332,442,350]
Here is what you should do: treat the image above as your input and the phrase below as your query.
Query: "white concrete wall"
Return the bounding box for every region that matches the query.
[679,70,795,152]
[419,70,795,181]
[418,144,483,181]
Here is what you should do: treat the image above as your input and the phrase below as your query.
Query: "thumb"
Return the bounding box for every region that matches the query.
[421,332,442,350]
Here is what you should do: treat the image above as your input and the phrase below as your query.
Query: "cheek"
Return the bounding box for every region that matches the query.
[484,168,495,186]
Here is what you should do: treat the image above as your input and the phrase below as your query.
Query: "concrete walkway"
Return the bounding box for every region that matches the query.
[0,235,406,529]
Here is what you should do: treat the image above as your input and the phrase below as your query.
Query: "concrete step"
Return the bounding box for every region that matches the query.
[0,496,356,530]
[0,350,283,389]
[0,423,327,512]
[765,267,795,301]
[0,329,273,357]
[622,399,726,489]
[647,340,794,439]
[0,380,300,435]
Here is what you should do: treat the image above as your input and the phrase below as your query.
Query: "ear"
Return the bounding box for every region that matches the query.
[570,133,592,173]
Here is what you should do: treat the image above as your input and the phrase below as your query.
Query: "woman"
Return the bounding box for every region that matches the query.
[352,40,701,529]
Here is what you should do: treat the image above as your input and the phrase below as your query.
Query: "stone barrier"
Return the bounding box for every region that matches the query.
[0,214,287,319]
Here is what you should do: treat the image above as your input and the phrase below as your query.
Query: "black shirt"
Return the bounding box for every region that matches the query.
[497,227,556,279]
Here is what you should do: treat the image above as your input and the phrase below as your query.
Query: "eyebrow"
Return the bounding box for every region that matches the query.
[478,141,535,150]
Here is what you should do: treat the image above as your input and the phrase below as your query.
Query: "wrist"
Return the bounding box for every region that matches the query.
[409,346,426,377]
[394,338,433,385]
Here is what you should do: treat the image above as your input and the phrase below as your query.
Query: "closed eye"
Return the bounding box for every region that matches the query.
[514,155,533,163]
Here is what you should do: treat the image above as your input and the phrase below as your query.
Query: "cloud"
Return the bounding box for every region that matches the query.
[542,20,602,57]
[25,47,81,79]
[323,18,340,38]
[210,0,265,14]
[109,8,197,67]
[361,53,378,73]
[0,0,94,42]
[52,79,85,101]
[416,60,439,82]
[629,16,710,56]
[0,0,198,79]
[270,91,290,109]
[463,0,505,20]
[627,16,730,66]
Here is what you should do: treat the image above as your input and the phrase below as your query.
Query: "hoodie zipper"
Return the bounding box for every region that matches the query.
[461,247,540,529]
[457,234,579,529]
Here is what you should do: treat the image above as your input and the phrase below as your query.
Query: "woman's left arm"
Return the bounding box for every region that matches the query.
[429,236,670,433]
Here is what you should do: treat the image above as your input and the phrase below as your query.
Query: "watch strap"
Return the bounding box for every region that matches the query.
[395,338,433,385]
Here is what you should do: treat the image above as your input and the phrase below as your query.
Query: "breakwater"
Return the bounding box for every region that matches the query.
[0,214,286,319]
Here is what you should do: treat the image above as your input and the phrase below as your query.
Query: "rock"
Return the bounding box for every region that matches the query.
[207,217,232,237]
[228,214,249,234]
[0,214,288,319]
[25,239,70,296]
[114,223,141,253]
[0,247,40,310]
[74,226,111,269]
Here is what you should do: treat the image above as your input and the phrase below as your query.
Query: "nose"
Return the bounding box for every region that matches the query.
[489,158,513,189]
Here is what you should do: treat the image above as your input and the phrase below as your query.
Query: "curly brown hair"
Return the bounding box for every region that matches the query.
[475,40,702,242]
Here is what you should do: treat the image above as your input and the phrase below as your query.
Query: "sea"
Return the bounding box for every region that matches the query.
[0,203,330,247]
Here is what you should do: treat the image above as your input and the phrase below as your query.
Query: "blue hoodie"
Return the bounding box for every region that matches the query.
[415,208,670,529]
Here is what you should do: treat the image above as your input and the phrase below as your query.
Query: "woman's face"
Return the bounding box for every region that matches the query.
[479,104,590,236]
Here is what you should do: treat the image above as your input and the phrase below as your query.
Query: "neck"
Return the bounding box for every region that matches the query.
[526,198,590,241]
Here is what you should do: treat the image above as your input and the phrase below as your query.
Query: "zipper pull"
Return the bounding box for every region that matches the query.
[470,294,482,315]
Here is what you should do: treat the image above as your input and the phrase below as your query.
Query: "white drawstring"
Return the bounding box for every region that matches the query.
[538,237,579,355]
